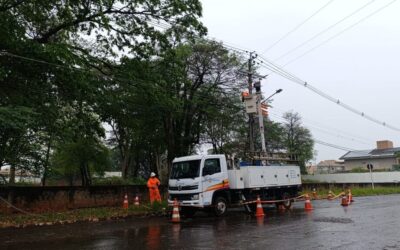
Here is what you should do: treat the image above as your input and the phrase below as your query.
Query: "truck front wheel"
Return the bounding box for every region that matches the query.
[213,197,228,216]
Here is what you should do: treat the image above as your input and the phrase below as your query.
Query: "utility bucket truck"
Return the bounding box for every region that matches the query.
[168,154,301,216]
[168,87,302,216]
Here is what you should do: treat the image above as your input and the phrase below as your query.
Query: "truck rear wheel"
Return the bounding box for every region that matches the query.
[213,197,228,216]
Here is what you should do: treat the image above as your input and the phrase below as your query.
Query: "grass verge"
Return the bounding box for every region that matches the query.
[0,201,168,229]
[302,186,400,197]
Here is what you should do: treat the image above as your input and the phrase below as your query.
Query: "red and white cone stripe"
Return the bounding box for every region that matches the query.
[134,196,140,206]
[171,199,180,223]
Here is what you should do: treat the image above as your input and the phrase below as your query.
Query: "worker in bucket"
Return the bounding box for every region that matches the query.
[147,172,161,204]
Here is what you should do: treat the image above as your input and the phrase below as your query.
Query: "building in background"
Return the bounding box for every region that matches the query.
[340,140,400,171]
[306,164,317,174]
[316,160,345,173]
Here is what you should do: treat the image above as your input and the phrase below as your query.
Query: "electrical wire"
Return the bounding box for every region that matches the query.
[282,0,397,66]
[5,18,399,136]
[269,112,370,145]
[274,0,376,61]
[255,54,400,132]
[268,113,356,151]
[262,0,336,54]
[314,139,355,151]
[270,106,373,143]
[3,50,360,153]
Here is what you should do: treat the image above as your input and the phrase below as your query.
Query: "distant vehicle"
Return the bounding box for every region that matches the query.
[168,154,301,217]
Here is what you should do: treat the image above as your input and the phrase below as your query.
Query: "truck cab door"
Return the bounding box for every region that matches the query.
[201,158,226,205]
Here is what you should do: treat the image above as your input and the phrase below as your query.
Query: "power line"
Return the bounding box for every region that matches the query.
[270,106,373,143]
[274,0,376,61]
[269,112,370,145]
[268,112,356,151]
[282,0,397,66]
[6,19,399,136]
[262,0,336,54]
[314,139,355,151]
[3,48,360,153]
[255,54,400,132]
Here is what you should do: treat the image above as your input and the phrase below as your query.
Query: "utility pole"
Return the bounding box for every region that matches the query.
[248,52,255,152]
[255,82,266,153]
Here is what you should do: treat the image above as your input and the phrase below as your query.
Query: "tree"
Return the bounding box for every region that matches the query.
[51,137,111,186]
[154,40,246,175]
[282,112,314,173]
[0,107,39,184]
[0,0,206,184]
[264,119,286,153]
[101,40,247,181]
[202,95,247,155]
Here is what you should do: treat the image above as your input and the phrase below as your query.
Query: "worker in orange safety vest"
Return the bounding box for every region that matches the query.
[147,172,161,204]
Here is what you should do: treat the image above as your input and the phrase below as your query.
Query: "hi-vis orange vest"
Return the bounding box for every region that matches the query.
[147,177,160,189]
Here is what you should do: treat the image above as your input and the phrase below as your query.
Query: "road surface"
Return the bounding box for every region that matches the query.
[1,194,400,249]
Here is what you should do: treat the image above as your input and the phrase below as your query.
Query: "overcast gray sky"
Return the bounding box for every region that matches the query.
[200,0,400,163]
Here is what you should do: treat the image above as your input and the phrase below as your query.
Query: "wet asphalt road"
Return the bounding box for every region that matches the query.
[1,194,400,250]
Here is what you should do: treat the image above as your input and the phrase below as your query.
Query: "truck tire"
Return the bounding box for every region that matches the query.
[213,196,228,216]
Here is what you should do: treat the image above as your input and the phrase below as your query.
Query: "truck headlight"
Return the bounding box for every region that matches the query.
[192,194,199,200]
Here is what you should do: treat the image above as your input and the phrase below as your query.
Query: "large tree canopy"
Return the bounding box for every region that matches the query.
[0,0,206,185]
[0,1,314,185]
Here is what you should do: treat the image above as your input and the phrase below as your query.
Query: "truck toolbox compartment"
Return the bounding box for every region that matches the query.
[227,170,244,189]
[240,165,301,188]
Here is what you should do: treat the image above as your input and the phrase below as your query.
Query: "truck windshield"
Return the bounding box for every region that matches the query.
[171,160,201,179]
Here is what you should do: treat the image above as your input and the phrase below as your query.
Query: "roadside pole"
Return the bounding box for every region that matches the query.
[368,163,374,189]
[256,86,266,153]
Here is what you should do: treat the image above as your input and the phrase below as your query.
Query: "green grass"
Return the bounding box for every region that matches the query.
[302,186,400,197]
[0,201,168,228]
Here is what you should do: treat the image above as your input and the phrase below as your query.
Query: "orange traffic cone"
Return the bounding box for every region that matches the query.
[123,194,129,209]
[255,196,265,217]
[341,194,349,206]
[347,189,353,203]
[134,195,140,206]
[304,194,313,211]
[171,199,181,223]
[312,188,318,200]
[327,191,333,200]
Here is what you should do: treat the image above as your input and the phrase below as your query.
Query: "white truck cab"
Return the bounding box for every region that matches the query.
[168,154,302,216]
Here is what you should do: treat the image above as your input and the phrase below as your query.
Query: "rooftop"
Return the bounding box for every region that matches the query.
[340,147,400,160]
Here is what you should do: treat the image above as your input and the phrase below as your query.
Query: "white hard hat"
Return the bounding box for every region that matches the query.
[150,172,156,177]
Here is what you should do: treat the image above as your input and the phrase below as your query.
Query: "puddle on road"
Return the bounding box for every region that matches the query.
[313,217,353,224]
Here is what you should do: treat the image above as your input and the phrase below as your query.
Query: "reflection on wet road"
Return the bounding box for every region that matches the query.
[2,194,400,249]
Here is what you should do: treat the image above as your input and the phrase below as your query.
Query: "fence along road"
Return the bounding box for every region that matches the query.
[303,172,400,183]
